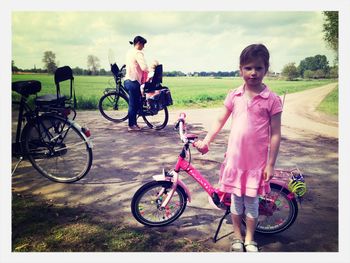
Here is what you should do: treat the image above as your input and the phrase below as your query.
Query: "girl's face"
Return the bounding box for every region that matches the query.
[240,58,267,88]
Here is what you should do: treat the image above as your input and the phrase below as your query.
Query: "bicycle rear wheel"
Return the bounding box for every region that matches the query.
[131,181,187,226]
[98,91,129,122]
[22,114,93,183]
[255,183,298,234]
[142,106,169,130]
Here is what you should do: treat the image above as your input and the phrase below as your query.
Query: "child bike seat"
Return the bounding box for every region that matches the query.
[35,94,67,106]
[12,80,41,96]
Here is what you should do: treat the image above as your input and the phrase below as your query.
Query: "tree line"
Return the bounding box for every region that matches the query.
[281,54,338,80]
[12,54,240,77]
[12,52,337,80]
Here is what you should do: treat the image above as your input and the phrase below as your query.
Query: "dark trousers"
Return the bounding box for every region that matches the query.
[124,80,141,127]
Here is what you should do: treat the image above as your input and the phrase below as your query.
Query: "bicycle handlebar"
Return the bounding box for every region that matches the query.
[175,112,187,143]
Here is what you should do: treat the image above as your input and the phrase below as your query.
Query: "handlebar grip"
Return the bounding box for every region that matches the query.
[178,112,186,122]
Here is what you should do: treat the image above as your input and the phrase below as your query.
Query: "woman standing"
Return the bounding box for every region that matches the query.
[124,35,149,131]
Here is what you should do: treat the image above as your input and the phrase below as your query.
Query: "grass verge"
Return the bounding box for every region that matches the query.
[12,192,210,252]
[316,85,338,115]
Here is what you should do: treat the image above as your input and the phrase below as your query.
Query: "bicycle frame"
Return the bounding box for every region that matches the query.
[153,155,214,208]
[13,96,37,152]
[152,114,304,211]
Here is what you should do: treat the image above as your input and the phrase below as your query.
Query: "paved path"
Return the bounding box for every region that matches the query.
[11,83,339,252]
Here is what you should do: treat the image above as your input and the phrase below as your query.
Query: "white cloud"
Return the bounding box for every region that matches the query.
[12,11,336,72]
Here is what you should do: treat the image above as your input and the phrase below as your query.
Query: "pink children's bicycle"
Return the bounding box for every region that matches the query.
[131,113,307,241]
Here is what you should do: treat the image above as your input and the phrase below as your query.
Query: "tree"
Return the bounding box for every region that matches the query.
[87,55,100,75]
[328,66,338,79]
[12,60,19,73]
[281,63,299,80]
[322,11,338,62]
[42,51,58,73]
[303,70,314,79]
[298,55,329,77]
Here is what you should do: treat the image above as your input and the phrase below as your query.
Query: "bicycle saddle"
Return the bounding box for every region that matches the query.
[186,133,198,141]
[12,80,41,96]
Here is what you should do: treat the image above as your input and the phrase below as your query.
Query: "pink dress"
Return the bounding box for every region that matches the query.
[219,84,283,197]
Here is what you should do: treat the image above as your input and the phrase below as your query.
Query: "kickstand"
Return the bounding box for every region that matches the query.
[213,206,231,243]
[12,156,23,176]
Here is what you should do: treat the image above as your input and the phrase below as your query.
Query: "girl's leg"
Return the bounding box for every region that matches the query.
[243,195,259,252]
[230,194,244,251]
[231,213,243,240]
[244,216,257,243]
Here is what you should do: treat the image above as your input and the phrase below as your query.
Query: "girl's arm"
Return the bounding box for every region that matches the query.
[264,112,282,181]
[194,106,231,154]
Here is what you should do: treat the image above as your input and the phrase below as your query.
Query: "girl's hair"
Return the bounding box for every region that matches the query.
[240,44,270,71]
[129,35,147,46]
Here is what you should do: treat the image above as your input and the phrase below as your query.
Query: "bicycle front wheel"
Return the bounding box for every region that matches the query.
[22,115,93,183]
[131,181,187,227]
[142,106,169,130]
[255,183,298,234]
[98,91,129,122]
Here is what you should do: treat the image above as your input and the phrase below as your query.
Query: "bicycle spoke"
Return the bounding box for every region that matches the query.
[24,115,92,182]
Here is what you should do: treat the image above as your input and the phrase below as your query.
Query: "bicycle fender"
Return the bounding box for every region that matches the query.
[152,172,192,202]
[70,120,93,149]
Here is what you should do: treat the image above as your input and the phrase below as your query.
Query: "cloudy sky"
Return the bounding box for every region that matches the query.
[12,11,336,73]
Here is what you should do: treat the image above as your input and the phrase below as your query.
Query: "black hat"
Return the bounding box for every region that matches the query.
[129,35,147,45]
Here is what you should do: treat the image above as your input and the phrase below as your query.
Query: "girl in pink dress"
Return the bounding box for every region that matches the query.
[195,44,282,252]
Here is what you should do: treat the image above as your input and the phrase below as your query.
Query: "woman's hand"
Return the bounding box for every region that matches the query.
[263,164,275,182]
[193,140,209,155]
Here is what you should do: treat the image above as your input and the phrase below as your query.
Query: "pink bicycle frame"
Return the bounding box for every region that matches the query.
[154,158,302,209]
[153,155,220,209]
[153,113,303,209]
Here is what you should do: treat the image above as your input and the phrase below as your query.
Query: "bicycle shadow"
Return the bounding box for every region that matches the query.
[11,110,339,252]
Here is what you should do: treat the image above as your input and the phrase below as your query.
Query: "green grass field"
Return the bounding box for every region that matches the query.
[12,74,336,112]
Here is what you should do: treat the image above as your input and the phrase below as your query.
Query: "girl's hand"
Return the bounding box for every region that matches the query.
[263,165,274,182]
[193,140,209,155]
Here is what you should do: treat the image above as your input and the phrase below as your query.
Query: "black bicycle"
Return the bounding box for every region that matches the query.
[98,54,172,130]
[12,79,93,183]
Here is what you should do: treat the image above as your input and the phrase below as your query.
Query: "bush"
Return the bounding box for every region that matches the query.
[282,63,299,80]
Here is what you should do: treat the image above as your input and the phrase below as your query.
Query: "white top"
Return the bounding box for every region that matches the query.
[125,47,148,84]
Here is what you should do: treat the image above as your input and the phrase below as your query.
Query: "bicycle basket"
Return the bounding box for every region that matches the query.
[146,87,173,114]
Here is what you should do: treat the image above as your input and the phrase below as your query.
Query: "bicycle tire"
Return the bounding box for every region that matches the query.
[98,91,129,122]
[22,114,93,183]
[142,106,169,130]
[254,183,298,234]
[131,181,187,227]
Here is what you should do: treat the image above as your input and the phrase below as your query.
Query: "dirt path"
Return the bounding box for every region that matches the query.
[11,83,339,252]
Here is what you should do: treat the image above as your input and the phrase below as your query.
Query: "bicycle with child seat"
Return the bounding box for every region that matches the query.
[131,113,307,241]
[98,51,172,130]
[12,79,93,183]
